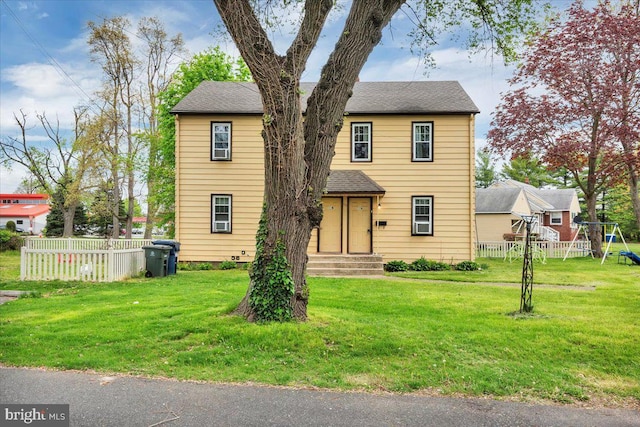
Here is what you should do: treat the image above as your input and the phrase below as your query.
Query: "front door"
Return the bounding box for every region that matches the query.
[348,197,372,253]
[319,197,342,253]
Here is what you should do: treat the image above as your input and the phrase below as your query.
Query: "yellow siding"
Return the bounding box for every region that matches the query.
[177,113,476,263]
[511,191,532,216]
[476,214,520,241]
[176,115,264,263]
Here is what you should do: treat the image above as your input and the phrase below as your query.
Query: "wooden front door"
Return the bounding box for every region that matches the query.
[319,197,342,253]
[348,197,372,253]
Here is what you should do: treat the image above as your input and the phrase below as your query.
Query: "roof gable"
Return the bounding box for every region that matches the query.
[171,81,480,115]
[475,187,525,214]
[535,189,577,211]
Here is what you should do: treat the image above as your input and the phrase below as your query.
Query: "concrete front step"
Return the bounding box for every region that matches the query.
[307,254,384,276]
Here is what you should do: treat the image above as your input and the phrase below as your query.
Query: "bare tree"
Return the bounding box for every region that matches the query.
[137,17,185,239]
[88,16,139,239]
[0,109,97,236]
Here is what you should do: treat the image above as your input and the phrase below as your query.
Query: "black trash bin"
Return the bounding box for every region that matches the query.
[143,245,171,277]
[153,240,181,275]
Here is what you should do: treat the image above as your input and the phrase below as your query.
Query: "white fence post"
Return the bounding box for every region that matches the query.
[20,246,26,280]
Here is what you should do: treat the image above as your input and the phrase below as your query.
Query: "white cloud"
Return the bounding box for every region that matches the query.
[3,63,70,97]
[0,61,102,133]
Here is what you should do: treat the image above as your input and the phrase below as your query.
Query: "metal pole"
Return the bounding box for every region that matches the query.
[520,215,535,313]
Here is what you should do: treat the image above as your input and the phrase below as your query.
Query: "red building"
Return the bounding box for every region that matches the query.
[0,194,50,234]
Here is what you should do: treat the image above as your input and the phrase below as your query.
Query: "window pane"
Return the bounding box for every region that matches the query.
[212,196,231,232]
[352,124,371,161]
[354,143,369,159]
[413,197,432,234]
[212,123,231,159]
[413,123,432,160]
[415,142,430,159]
[415,125,430,141]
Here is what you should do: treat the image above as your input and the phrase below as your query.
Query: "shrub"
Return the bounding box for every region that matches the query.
[197,262,214,270]
[384,260,409,272]
[219,260,237,270]
[5,221,16,232]
[178,262,215,271]
[409,257,450,271]
[454,261,481,271]
[0,230,11,244]
[0,230,24,251]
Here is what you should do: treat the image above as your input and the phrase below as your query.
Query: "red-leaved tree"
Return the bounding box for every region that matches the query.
[488,0,640,257]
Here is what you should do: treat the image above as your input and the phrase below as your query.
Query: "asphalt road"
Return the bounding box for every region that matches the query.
[1,367,638,427]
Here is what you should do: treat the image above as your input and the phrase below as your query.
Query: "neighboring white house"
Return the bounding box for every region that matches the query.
[0,194,50,234]
[475,180,581,242]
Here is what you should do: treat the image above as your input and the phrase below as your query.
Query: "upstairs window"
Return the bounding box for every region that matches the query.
[550,211,562,225]
[351,122,372,162]
[412,196,434,235]
[211,122,231,160]
[412,122,433,162]
[211,195,232,233]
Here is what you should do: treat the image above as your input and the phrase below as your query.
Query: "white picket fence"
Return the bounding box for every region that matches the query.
[21,238,153,282]
[476,240,592,259]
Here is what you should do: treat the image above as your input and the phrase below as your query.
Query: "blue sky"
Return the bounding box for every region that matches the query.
[0,0,578,193]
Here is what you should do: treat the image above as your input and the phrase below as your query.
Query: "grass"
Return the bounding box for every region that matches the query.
[1,245,639,408]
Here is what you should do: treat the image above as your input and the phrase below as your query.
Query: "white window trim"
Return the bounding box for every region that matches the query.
[351,122,372,162]
[211,194,232,233]
[550,211,562,225]
[570,212,579,229]
[412,196,433,235]
[211,122,231,161]
[412,121,433,162]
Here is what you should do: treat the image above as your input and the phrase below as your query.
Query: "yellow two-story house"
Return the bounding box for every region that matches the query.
[172,81,479,267]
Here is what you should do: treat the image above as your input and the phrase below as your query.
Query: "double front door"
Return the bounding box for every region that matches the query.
[318,197,371,254]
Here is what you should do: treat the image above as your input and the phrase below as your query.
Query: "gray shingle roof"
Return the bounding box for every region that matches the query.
[326,170,385,194]
[475,187,524,214]
[481,179,581,217]
[171,81,479,115]
[536,189,576,211]
[490,180,575,212]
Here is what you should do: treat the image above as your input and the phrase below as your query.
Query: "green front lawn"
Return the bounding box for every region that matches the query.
[0,247,638,407]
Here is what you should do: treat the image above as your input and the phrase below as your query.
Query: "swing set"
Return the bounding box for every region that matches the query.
[563,219,632,264]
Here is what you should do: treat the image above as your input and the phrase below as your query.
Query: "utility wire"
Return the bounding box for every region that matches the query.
[1,0,98,112]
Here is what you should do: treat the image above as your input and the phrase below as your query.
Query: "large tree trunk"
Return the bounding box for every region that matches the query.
[627,164,640,231]
[62,204,76,237]
[586,194,603,258]
[234,80,312,321]
[217,0,404,321]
